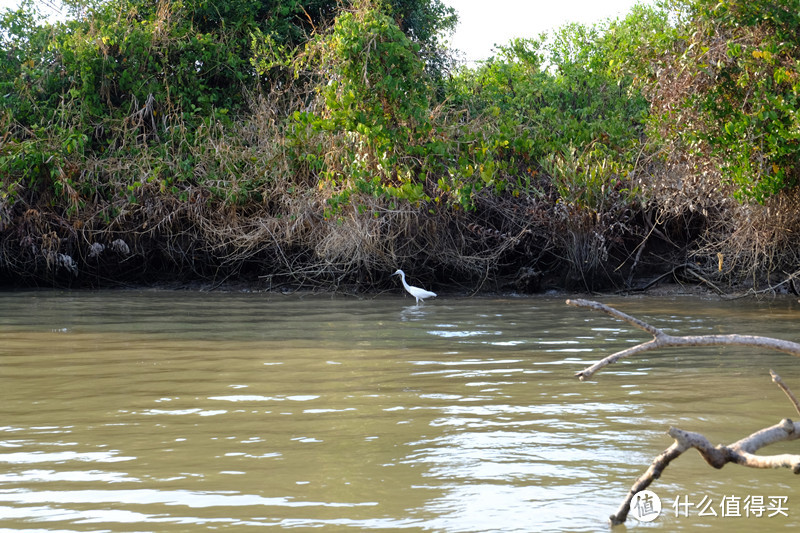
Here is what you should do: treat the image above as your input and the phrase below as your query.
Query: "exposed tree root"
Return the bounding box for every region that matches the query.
[1,179,655,291]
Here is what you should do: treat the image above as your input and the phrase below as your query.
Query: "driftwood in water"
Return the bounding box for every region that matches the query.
[608,416,800,525]
[566,299,800,526]
[566,298,800,381]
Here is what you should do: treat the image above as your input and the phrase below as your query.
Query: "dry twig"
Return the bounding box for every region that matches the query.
[771,370,800,417]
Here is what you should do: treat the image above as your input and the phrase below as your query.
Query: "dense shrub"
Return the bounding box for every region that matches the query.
[3,0,800,290]
[0,0,455,210]
[640,0,800,203]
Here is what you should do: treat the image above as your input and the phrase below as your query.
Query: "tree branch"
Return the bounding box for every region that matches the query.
[566,299,800,380]
[771,370,800,416]
[565,300,800,526]
[610,418,800,525]
[609,440,685,524]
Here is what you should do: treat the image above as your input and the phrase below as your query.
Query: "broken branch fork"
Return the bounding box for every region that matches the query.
[566,298,800,381]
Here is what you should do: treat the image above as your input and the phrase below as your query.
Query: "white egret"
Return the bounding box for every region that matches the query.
[392,269,437,305]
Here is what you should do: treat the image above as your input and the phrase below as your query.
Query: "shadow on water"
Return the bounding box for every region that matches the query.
[0,291,799,531]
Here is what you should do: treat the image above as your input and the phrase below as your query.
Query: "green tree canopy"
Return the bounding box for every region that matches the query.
[0,0,456,127]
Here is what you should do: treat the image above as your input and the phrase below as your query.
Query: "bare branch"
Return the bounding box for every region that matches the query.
[610,418,800,525]
[567,300,800,526]
[609,441,685,524]
[771,370,800,417]
[566,299,800,380]
[565,298,662,336]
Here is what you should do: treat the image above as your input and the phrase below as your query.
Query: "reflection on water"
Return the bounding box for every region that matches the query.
[1,291,799,531]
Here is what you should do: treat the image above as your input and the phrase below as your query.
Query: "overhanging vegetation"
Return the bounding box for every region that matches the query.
[2,0,800,293]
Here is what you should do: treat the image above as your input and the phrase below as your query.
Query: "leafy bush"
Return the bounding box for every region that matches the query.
[443,21,648,208]
[281,0,439,211]
[0,0,456,212]
[640,0,800,203]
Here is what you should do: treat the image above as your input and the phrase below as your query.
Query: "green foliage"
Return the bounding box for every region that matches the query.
[13,0,799,225]
[6,0,800,288]
[0,0,456,214]
[442,24,648,209]
[0,0,649,221]
[290,0,438,210]
[542,144,638,213]
[312,1,430,141]
[272,2,651,213]
[640,0,800,202]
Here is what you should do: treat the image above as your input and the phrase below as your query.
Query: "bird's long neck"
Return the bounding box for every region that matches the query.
[399,272,410,290]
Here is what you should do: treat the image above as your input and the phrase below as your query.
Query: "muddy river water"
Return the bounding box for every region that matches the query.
[1,290,799,531]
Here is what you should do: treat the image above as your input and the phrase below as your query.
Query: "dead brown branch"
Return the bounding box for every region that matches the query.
[566,299,800,380]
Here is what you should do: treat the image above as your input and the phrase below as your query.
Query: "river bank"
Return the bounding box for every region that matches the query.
[4,1,800,296]
[2,186,795,298]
